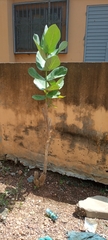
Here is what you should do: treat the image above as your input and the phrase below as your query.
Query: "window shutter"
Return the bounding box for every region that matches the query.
[84,5,108,62]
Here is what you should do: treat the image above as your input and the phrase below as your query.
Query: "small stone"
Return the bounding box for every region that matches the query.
[0,207,9,222]
[27,175,34,183]
[21,188,26,193]
[10,172,16,176]
[18,170,23,175]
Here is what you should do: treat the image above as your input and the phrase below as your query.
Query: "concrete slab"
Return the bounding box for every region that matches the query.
[77,195,108,220]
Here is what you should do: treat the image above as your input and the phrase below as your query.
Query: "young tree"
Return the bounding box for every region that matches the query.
[28,24,68,187]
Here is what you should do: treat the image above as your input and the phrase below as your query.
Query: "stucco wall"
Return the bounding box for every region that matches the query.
[1,0,108,63]
[0,63,108,185]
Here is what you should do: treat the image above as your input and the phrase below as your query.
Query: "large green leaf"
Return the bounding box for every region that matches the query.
[33,79,49,90]
[44,24,61,53]
[44,56,60,71]
[32,95,46,101]
[57,41,68,53]
[28,67,45,81]
[36,51,45,70]
[47,66,68,81]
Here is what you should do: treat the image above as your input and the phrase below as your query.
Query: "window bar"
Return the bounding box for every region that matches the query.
[30,5,32,51]
[42,5,45,33]
[56,4,58,24]
[17,7,20,52]
[48,0,51,26]
[26,5,28,50]
[52,2,54,25]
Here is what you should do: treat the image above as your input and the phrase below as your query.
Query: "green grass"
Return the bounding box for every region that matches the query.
[0,192,9,208]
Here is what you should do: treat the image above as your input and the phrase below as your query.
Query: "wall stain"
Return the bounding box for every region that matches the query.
[22,121,44,136]
[19,142,24,147]
[62,63,108,110]
[14,135,24,142]
[55,121,108,158]
[3,134,9,141]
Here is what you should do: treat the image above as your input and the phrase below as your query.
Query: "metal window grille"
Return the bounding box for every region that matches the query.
[13,0,69,53]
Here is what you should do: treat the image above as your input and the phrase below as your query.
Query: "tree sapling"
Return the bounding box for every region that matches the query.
[28,24,68,187]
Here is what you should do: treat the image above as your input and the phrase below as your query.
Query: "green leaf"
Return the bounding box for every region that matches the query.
[57,41,68,53]
[47,66,68,81]
[48,49,58,57]
[41,25,48,48]
[28,67,45,81]
[39,48,47,60]
[47,77,64,91]
[47,82,59,91]
[33,34,46,59]
[32,95,46,101]
[56,77,64,89]
[44,24,61,53]
[33,34,40,50]
[44,55,60,71]
[47,90,61,99]
[36,51,45,70]
[33,79,49,90]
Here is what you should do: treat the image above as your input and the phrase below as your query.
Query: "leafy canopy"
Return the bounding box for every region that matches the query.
[28,24,68,101]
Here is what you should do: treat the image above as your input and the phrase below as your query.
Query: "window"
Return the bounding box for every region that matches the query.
[84,5,108,62]
[13,0,69,53]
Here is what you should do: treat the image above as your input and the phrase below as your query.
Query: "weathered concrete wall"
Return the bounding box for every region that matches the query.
[0,63,108,184]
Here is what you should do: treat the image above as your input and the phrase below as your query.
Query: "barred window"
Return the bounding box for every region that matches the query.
[13,0,69,53]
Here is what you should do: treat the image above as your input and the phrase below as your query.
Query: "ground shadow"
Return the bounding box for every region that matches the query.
[0,160,108,213]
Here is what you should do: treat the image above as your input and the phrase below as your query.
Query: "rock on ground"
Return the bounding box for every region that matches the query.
[76,195,108,220]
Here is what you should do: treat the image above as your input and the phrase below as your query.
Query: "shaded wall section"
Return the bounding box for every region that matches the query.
[0,63,108,185]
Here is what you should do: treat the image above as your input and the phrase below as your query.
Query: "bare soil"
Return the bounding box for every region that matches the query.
[0,160,108,240]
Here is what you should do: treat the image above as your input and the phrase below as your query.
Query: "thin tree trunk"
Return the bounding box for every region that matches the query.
[42,102,52,174]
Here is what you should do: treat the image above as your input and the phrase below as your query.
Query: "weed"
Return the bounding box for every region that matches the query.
[100,187,107,195]
[0,192,9,208]
[2,166,10,175]
[59,179,64,185]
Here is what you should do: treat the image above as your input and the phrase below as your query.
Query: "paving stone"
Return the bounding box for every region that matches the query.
[77,195,108,220]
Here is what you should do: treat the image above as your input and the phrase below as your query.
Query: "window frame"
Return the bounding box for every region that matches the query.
[13,0,69,54]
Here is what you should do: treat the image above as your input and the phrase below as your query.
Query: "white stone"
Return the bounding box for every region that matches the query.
[77,195,108,220]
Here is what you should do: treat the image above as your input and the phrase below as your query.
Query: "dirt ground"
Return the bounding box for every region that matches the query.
[0,160,108,240]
